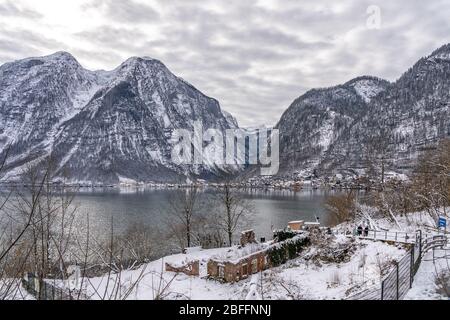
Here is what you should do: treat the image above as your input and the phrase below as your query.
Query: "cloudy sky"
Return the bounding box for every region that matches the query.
[0,0,449,127]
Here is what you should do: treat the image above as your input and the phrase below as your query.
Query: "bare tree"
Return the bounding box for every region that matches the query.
[68,215,157,301]
[89,221,159,273]
[1,156,154,300]
[411,139,450,221]
[0,151,52,299]
[193,211,226,249]
[1,159,81,300]
[215,181,254,247]
[325,191,356,226]
[165,186,202,250]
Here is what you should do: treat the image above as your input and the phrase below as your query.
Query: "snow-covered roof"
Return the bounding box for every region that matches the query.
[304,222,321,226]
[210,242,271,264]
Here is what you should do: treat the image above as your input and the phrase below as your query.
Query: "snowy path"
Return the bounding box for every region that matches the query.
[348,229,442,245]
[362,230,416,244]
[404,248,450,300]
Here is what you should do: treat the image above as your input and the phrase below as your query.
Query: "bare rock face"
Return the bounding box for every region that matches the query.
[0,53,238,184]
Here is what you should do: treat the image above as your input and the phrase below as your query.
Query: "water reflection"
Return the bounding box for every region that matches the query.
[0,187,341,241]
[68,187,340,240]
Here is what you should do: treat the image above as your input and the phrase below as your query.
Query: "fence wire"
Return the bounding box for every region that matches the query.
[348,230,426,300]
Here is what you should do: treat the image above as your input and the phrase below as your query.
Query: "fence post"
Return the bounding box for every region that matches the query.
[381,280,384,300]
[418,230,422,257]
[374,230,377,240]
[396,262,399,300]
[385,231,387,240]
[410,249,414,288]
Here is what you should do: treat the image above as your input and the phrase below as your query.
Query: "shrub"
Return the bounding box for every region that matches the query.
[273,229,297,242]
[267,236,310,267]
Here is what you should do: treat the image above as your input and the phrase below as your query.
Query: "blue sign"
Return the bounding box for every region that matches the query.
[438,217,447,228]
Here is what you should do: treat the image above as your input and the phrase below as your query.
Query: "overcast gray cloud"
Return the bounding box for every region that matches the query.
[0,0,449,126]
[0,0,41,19]
[82,0,160,23]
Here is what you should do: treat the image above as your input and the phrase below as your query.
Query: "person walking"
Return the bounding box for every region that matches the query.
[364,226,369,237]
[357,225,363,236]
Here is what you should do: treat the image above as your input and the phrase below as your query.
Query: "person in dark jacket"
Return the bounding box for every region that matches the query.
[364,226,369,237]
[357,225,363,236]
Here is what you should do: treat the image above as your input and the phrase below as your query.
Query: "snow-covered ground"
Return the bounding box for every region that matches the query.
[7,208,449,300]
[405,248,450,300]
[259,238,407,300]
[79,235,407,300]
[1,279,35,300]
[78,208,449,300]
[84,246,241,300]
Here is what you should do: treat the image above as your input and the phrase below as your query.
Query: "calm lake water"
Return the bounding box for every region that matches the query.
[69,187,338,241]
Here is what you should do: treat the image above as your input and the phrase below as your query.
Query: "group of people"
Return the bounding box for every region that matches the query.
[356,225,370,237]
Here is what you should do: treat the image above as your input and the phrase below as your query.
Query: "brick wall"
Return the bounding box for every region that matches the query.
[207,251,268,283]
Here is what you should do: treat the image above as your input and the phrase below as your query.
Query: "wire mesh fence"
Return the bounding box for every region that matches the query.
[381,252,413,300]
[348,230,450,300]
[22,272,88,300]
[348,230,425,300]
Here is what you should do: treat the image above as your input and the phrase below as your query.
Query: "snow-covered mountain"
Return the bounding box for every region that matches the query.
[0,52,238,183]
[277,44,450,177]
[3,44,450,183]
[276,76,389,175]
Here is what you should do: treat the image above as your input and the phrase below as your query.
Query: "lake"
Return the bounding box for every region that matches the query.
[69,187,338,241]
[0,186,341,256]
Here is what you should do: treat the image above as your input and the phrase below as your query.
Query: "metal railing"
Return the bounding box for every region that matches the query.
[354,229,416,243]
[421,235,448,253]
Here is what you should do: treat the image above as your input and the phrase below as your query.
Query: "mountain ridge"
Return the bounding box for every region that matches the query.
[2,44,450,183]
[277,43,450,178]
[0,52,239,183]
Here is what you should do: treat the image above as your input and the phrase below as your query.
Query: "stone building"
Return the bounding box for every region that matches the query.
[207,222,315,283]
[240,229,256,246]
[207,247,268,283]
